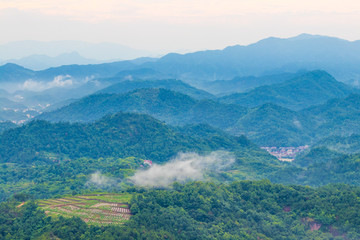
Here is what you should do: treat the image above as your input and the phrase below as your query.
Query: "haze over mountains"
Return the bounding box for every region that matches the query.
[1,34,360,163]
[0,40,153,70]
[1,34,360,87]
[141,34,360,84]
[35,70,360,147]
[2,52,102,71]
[3,33,360,239]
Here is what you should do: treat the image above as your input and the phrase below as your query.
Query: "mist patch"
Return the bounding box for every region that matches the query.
[130,151,235,187]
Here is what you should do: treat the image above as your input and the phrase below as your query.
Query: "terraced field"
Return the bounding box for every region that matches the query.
[38,193,132,226]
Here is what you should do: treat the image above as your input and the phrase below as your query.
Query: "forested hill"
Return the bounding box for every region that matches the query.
[0,121,16,133]
[228,103,312,146]
[0,112,262,164]
[37,87,360,147]
[97,79,215,100]
[37,88,248,129]
[315,135,360,154]
[1,181,360,239]
[0,61,136,82]
[300,94,360,138]
[219,70,356,110]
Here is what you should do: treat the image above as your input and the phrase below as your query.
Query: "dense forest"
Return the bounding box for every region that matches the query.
[0,112,260,164]
[1,181,360,239]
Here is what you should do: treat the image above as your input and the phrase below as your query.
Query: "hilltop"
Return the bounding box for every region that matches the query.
[219,71,356,110]
[37,88,248,129]
[0,112,260,164]
[97,79,215,100]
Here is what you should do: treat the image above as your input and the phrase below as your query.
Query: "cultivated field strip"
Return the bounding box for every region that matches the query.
[38,193,132,226]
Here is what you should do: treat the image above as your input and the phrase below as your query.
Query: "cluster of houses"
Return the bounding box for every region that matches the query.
[139,160,153,168]
[261,145,309,161]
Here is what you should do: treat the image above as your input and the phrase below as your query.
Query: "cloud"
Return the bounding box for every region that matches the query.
[130,151,235,187]
[20,75,73,91]
[86,171,116,188]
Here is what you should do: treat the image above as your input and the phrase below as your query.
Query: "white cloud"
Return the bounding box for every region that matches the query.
[130,151,235,187]
[86,171,116,188]
[20,75,73,91]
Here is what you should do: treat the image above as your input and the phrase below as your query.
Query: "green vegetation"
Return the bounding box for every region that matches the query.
[315,134,360,154]
[0,113,280,202]
[228,103,312,146]
[293,147,345,167]
[1,112,255,164]
[36,76,360,147]
[219,71,356,110]
[1,181,360,239]
[0,156,142,201]
[98,79,215,100]
[301,94,360,141]
[0,121,16,133]
[201,72,298,94]
[38,88,248,129]
[272,151,360,186]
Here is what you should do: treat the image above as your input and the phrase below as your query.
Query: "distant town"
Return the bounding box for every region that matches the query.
[261,146,309,161]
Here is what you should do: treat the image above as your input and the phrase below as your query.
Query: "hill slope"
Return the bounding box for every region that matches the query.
[219,71,356,110]
[314,135,360,154]
[301,94,360,138]
[97,79,214,100]
[229,103,312,146]
[200,72,300,94]
[37,88,248,129]
[0,112,259,164]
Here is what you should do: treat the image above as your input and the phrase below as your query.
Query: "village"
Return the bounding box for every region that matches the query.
[261,145,309,162]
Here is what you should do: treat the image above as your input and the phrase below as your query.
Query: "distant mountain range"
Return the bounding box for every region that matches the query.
[141,34,360,84]
[36,71,360,146]
[1,52,103,71]
[1,34,360,91]
[0,40,152,62]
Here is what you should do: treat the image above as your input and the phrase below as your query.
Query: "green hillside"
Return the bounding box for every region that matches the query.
[1,112,260,164]
[36,74,360,147]
[228,103,312,146]
[292,147,345,167]
[37,88,248,129]
[301,94,360,139]
[315,135,360,154]
[2,181,360,239]
[97,79,215,100]
[220,71,355,110]
[0,121,16,133]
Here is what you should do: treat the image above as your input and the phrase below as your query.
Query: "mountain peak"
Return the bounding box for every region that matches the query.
[0,63,28,70]
[290,33,322,40]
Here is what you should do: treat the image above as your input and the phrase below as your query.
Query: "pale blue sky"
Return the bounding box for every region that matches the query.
[1,0,360,53]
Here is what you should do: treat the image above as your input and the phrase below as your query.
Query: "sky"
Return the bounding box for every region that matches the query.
[1,0,360,53]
